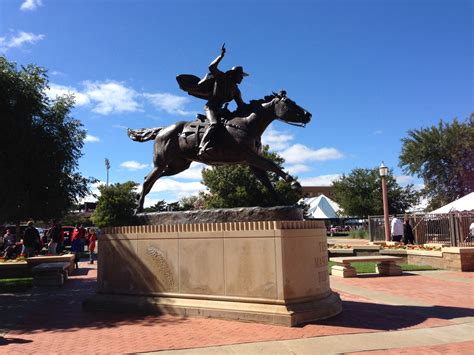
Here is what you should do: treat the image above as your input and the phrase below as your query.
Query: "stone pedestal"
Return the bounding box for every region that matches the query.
[85,209,342,326]
[331,264,357,278]
[375,262,402,276]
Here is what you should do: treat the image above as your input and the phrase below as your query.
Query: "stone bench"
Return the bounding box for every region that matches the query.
[330,255,403,278]
[27,254,75,274]
[31,262,70,287]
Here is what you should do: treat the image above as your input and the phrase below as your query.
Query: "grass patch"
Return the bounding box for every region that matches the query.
[0,277,33,293]
[328,261,437,274]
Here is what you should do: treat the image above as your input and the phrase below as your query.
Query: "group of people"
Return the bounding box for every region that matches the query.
[69,224,97,264]
[1,220,97,263]
[390,217,415,244]
[1,221,42,258]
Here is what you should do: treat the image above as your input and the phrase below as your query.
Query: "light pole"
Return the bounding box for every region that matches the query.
[379,162,390,241]
[105,158,110,187]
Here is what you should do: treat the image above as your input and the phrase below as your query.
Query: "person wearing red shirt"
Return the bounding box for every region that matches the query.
[88,228,97,264]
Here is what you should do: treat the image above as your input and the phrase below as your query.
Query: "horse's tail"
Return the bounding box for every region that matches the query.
[127,127,163,142]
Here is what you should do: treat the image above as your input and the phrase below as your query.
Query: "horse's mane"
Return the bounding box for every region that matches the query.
[228,94,276,119]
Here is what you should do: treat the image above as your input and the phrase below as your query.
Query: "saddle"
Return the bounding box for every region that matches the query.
[180,116,211,148]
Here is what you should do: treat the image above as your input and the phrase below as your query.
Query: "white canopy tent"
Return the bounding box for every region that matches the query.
[430,192,474,214]
[303,194,342,219]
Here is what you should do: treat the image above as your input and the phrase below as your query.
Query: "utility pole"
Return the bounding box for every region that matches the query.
[379,162,390,241]
[105,158,110,187]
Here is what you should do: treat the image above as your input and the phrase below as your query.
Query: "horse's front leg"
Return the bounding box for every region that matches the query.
[250,166,289,205]
[245,152,295,184]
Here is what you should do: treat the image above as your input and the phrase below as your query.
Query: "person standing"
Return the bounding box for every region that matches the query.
[403,218,415,245]
[88,228,97,264]
[2,228,16,258]
[390,217,403,242]
[22,221,40,257]
[47,220,60,255]
[70,225,82,269]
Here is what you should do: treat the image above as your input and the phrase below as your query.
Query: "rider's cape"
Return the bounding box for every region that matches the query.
[176,73,215,100]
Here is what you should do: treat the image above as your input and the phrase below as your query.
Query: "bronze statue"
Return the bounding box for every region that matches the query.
[128,91,311,213]
[176,44,248,158]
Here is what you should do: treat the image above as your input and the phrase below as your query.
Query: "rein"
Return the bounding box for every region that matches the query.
[277,118,307,128]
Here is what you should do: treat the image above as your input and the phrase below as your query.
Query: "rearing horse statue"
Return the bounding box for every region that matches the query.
[128,91,311,212]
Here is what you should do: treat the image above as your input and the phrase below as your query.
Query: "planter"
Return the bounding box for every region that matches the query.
[381,247,474,271]
[0,262,29,278]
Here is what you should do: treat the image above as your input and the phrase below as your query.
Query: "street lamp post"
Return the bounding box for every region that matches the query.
[379,162,390,241]
[105,158,110,187]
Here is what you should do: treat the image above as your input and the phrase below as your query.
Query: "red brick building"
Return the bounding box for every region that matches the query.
[301,186,335,199]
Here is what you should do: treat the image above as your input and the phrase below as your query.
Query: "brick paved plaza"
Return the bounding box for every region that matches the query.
[1,260,473,354]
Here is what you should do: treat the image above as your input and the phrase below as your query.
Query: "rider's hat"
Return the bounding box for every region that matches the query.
[230,66,249,77]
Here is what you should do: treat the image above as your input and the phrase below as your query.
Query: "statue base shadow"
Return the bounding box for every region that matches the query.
[84,206,342,326]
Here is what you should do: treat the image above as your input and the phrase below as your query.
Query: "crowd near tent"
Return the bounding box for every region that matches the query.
[430,192,474,214]
[302,194,342,219]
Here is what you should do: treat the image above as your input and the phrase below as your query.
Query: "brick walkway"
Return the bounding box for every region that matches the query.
[0,262,473,354]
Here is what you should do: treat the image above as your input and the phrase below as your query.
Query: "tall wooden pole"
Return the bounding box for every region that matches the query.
[381,175,390,241]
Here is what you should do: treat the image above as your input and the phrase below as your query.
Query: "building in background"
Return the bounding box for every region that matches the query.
[302,186,334,199]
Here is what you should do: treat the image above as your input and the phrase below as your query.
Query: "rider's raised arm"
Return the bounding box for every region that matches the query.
[209,45,226,75]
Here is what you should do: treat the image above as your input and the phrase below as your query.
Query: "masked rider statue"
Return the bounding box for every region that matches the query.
[176,44,248,158]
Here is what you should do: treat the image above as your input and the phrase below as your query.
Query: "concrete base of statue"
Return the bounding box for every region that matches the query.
[84,207,342,326]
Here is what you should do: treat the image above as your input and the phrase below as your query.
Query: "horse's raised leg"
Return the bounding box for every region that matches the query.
[250,166,289,205]
[136,159,192,213]
[136,165,166,213]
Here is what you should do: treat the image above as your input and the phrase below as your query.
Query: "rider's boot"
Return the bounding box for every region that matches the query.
[198,123,218,158]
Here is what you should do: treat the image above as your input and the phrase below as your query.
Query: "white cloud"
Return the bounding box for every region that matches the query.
[0,31,44,52]
[150,178,205,195]
[84,134,100,143]
[143,93,193,115]
[300,174,342,186]
[20,0,43,11]
[396,175,415,185]
[83,81,141,115]
[286,164,311,175]
[120,160,149,171]
[45,80,195,117]
[78,180,105,203]
[173,162,205,180]
[46,84,90,106]
[261,125,294,150]
[280,144,344,164]
[373,129,383,135]
[112,124,128,129]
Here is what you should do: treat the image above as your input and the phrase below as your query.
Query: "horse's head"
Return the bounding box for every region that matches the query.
[267,90,312,127]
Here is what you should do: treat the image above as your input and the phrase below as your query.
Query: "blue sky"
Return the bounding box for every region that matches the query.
[1,0,472,207]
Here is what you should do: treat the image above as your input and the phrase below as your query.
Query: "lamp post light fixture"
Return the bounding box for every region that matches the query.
[379,162,391,241]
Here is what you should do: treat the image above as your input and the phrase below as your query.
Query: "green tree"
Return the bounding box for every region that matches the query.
[332,168,419,217]
[143,198,198,212]
[91,182,138,228]
[143,200,168,212]
[0,56,91,222]
[178,195,201,210]
[399,115,474,209]
[201,146,302,208]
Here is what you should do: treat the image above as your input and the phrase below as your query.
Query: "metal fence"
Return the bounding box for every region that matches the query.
[368,212,474,247]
